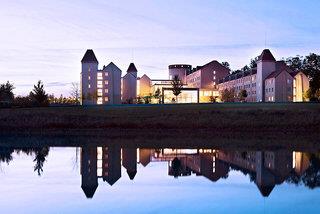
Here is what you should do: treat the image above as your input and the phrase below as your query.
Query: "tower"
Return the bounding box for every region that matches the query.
[122,63,138,103]
[256,49,276,102]
[80,146,98,198]
[81,49,99,105]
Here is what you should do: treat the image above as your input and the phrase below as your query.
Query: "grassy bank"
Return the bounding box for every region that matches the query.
[0,103,319,136]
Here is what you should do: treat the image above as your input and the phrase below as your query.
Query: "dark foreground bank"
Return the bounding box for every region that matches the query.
[0,103,320,135]
[0,102,319,136]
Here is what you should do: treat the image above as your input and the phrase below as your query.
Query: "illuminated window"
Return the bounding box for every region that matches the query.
[97,89,103,96]
[88,84,91,89]
[105,97,109,102]
[97,72,103,80]
[105,80,108,85]
[88,76,91,80]
[105,89,108,93]
[213,70,216,75]
[105,72,108,77]
[213,76,216,80]
[97,81,103,88]
[97,97,103,105]
[88,67,91,72]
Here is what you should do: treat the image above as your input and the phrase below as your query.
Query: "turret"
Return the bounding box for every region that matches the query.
[256,49,276,102]
[81,49,99,105]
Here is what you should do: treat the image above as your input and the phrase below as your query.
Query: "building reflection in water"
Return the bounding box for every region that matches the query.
[79,147,316,199]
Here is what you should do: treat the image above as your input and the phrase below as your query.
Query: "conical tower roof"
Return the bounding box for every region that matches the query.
[127,63,137,73]
[81,49,98,63]
[258,49,276,61]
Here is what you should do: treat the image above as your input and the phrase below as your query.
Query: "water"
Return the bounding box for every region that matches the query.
[0,144,319,213]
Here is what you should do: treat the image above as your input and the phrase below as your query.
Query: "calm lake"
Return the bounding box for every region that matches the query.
[0,142,319,214]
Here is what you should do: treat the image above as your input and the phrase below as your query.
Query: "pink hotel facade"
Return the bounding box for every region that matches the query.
[81,49,309,105]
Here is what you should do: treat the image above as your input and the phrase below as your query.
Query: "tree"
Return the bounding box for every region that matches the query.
[154,88,162,104]
[239,89,248,102]
[221,88,235,102]
[143,94,152,104]
[30,80,49,107]
[209,96,216,103]
[171,75,183,102]
[249,57,259,69]
[70,82,80,104]
[303,53,320,100]
[0,81,15,104]
[285,56,304,72]
[222,61,230,70]
[33,147,49,176]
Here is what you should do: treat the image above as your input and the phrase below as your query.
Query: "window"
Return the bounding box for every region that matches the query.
[213,70,216,75]
[213,76,216,80]
[97,72,103,80]
[97,97,103,105]
[97,81,103,88]
[287,79,291,84]
[88,84,91,89]
[104,97,109,102]
[97,89,103,96]
[105,89,108,93]
[88,76,91,80]
[105,80,108,85]
[105,72,108,77]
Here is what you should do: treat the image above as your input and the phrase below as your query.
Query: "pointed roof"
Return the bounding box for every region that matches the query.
[81,49,98,63]
[103,176,121,186]
[127,170,137,180]
[257,185,275,197]
[127,63,138,73]
[81,184,98,198]
[258,49,276,62]
[104,62,122,73]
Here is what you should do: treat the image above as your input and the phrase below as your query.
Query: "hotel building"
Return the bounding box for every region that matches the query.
[218,49,310,102]
[81,49,309,105]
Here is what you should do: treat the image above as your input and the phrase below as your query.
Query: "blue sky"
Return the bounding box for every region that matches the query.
[1,0,320,96]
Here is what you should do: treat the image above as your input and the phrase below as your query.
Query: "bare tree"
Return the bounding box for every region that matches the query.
[70,82,80,104]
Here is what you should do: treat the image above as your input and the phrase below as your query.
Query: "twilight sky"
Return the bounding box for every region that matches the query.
[1,0,320,96]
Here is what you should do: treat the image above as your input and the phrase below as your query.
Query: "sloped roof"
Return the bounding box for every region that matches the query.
[127,170,137,180]
[265,69,292,79]
[104,62,122,73]
[81,49,98,63]
[258,49,276,61]
[81,184,98,198]
[257,185,275,197]
[127,63,138,72]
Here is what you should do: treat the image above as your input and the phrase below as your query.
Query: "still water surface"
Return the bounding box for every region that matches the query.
[0,145,319,213]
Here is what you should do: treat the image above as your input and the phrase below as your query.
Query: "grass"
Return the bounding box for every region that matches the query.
[0,102,319,135]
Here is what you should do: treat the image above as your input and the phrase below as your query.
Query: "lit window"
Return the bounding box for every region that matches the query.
[213,76,216,80]
[105,80,108,85]
[88,76,91,80]
[97,72,103,80]
[97,89,103,96]
[97,81,103,88]
[105,89,108,93]
[105,72,108,77]
[213,71,216,75]
[88,67,91,72]
[88,84,91,89]
[97,97,103,105]
[104,97,109,102]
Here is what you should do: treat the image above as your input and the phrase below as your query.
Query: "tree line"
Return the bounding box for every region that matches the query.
[0,80,80,108]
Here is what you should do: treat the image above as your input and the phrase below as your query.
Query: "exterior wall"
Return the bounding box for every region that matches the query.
[138,74,152,97]
[265,78,276,102]
[122,73,137,103]
[104,63,122,104]
[186,70,202,88]
[200,61,230,90]
[169,64,191,84]
[218,74,257,102]
[274,71,294,102]
[81,62,98,105]
[256,60,276,102]
[293,72,309,102]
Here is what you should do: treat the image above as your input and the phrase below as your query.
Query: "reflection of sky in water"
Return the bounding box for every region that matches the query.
[0,148,319,214]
